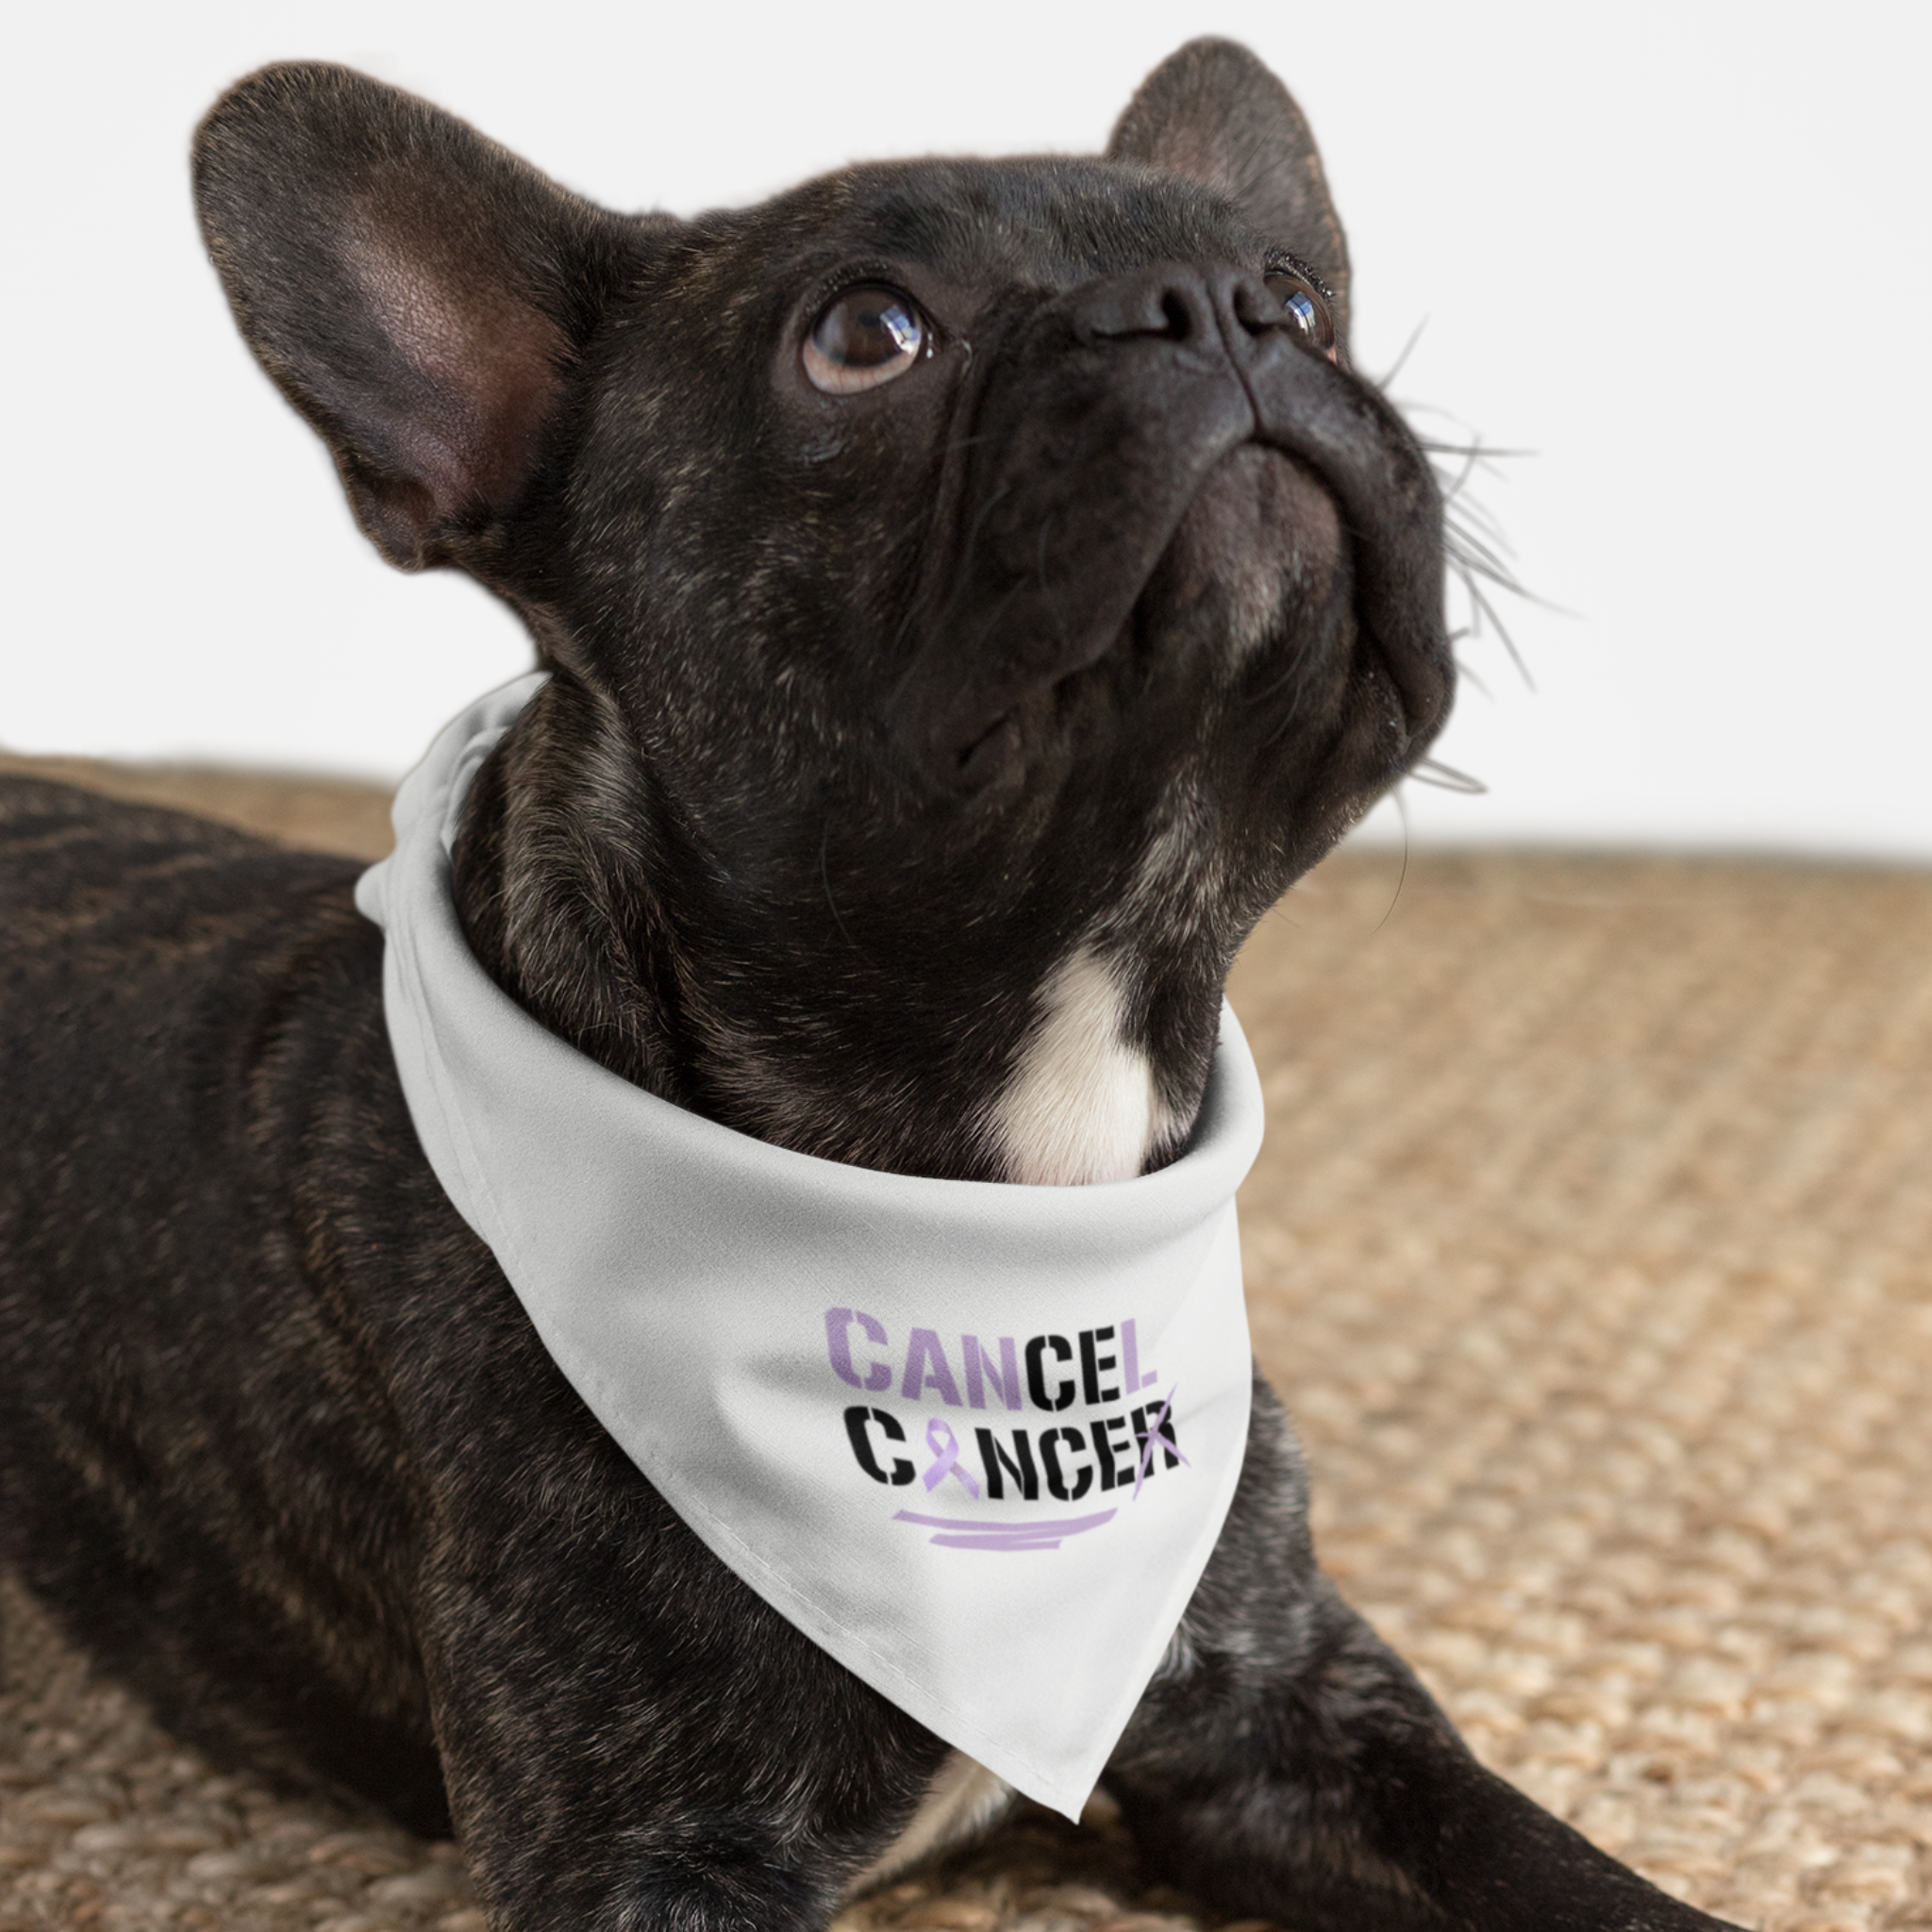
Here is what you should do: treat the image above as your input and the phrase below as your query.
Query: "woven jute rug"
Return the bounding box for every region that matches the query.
[5,753,1931,1932]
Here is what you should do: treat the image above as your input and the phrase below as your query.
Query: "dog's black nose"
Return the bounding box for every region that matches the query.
[1070,265,1321,361]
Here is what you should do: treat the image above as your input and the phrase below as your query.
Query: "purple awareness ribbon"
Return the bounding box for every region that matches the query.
[1132,1386,1191,1500]
[921,1417,982,1498]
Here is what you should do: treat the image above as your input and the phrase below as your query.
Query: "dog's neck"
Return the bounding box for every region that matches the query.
[449,674,1222,1187]
[982,946,1186,1185]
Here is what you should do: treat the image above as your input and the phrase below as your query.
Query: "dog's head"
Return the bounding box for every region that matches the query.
[194,42,1450,1183]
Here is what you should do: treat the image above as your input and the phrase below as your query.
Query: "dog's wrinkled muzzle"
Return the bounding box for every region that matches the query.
[890,263,1450,791]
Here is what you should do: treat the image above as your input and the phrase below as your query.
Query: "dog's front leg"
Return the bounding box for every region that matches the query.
[1105,1382,1740,1932]
[403,1420,953,1931]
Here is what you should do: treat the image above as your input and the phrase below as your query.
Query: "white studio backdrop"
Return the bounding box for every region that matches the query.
[3,1,1927,855]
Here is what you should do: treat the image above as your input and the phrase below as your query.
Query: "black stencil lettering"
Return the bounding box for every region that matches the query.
[1040,1425,1094,1502]
[1024,1333,1075,1411]
[1089,1413,1130,1491]
[1078,1325,1119,1406]
[974,1426,1039,1501]
[1130,1404,1182,1482]
[845,1406,914,1486]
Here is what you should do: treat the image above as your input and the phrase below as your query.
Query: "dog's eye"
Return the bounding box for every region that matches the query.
[805,286,927,394]
[1264,269,1338,361]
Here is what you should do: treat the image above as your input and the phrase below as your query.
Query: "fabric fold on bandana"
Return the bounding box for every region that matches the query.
[355,675,1265,1819]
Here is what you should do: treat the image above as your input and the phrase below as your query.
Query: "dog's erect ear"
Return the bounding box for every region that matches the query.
[194,63,641,571]
[1108,39,1351,348]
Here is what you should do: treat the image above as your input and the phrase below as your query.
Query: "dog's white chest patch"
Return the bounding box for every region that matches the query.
[988,947,1174,1185]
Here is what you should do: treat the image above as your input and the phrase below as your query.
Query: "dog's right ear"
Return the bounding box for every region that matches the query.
[1108,39,1351,350]
[194,63,645,571]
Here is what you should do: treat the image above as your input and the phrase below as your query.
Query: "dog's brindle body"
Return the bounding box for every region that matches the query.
[0,42,1734,1932]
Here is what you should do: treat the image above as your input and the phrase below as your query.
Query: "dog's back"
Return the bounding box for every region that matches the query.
[0,777,453,1828]
[0,779,922,1861]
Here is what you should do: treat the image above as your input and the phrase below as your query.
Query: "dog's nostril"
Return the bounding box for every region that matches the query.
[1076,273,1212,344]
[954,712,1017,787]
[959,715,1008,762]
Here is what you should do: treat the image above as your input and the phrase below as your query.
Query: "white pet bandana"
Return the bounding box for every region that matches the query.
[355,675,1265,1818]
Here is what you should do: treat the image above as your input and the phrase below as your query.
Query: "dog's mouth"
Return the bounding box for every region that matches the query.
[947,441,1331,785]
[915,426,1448,802]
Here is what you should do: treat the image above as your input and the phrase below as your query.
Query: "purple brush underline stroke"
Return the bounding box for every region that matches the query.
[894,1507,1116,1552]
[930,1536,1057,1553]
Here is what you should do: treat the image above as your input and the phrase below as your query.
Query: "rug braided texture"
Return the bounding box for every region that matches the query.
[4,754,1931,1932]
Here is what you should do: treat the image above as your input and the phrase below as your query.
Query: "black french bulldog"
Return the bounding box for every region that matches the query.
[0,40,1738,1932]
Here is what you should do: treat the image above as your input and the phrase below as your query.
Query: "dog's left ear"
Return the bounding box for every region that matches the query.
[1108,38,1351,349]
[193,62,650,574]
